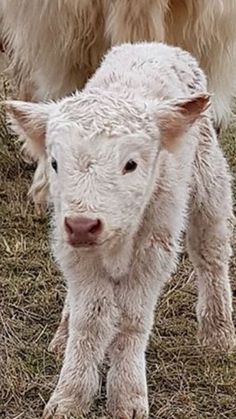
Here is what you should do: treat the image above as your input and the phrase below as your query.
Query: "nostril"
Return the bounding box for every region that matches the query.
[64,217,74,235]
[89,219,102,235]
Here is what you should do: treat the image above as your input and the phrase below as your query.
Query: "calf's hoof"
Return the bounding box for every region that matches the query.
[48,317,69,355]
[112,407,148,419]
[198,318,236,352]
[108,394,148,419]
[42,397,81,419]
[48,332,68,356]
[42,405,64,419]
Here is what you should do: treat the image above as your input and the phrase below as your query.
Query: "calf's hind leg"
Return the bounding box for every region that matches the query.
[48,293,69,355]
[187,132,235,351]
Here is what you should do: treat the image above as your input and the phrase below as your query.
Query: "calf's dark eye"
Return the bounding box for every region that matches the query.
[51,158,58,173]
[123,159,137,174]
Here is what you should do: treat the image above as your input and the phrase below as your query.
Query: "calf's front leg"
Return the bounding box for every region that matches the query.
[107,240,177,419]
[43,283,118,418]
[107,329,149,419]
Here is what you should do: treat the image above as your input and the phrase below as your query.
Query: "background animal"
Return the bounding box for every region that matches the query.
[1,0,236,211]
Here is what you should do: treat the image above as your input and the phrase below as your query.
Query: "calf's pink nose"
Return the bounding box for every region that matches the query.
[64,216,101,246]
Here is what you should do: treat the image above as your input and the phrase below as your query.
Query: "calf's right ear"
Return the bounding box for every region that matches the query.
[155,93,211,152]
[3,100,52,156]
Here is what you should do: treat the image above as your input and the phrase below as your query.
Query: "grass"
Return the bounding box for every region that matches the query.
[0,55,236,419]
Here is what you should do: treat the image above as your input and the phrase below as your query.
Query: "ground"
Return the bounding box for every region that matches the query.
[0,52,236,419]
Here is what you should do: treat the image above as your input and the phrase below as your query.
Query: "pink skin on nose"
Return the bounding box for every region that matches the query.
[64,216,102,246]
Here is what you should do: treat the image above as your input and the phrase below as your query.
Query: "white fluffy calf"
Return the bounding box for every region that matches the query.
[5,43,235,419]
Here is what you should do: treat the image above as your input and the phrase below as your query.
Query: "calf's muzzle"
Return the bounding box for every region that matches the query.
[64,216,102,246]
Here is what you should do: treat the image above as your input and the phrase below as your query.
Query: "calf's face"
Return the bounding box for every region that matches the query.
[5,91,209,250]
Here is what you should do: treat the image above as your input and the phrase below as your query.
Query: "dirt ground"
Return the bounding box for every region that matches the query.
[0,52,236,419]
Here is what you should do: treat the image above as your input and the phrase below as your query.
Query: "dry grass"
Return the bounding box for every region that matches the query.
[0,54,236,419]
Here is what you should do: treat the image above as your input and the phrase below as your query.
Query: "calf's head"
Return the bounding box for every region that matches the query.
[5,90,209,249]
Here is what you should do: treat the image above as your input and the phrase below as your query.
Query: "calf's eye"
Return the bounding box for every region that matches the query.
[123,159,137,174]
[51,158,58,173]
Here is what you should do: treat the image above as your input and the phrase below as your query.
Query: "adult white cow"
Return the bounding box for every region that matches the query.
[1,0,236,212]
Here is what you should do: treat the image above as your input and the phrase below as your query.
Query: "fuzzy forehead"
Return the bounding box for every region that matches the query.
[47,90,154,143]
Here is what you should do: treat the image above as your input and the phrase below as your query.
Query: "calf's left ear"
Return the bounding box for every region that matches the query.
[155,93,211,152]
[4,100,52,156]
